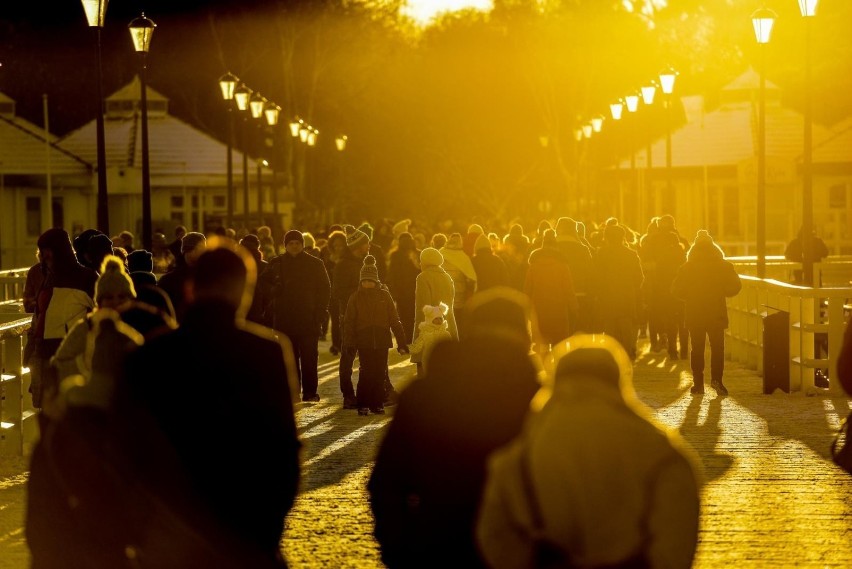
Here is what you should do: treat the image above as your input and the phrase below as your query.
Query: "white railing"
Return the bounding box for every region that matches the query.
[726,276,850,395]
[728,256,852,288]
[0,316,37,456]
[0,267,30,304]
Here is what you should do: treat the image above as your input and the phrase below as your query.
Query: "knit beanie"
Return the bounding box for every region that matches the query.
[392,219,411,237]
[604,224,626,245]
[284,229,304,245]
[181,232,206,254]
[240,234,261,251]
[420,247,443,267]
[96,255,136,302]
[357,222,374,241]
[556,347,620,388]
[467,223,485,236]
[555,217,578,238]
[344,224,369,250]
[359,255,379,283]
[445,233,464,250]
[127,249,154,273]
[474,233,492,253]
[423,302,449,321]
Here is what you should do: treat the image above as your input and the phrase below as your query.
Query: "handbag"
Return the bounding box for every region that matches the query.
[831,410,852,475]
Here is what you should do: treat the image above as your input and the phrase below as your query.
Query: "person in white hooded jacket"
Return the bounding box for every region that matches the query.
[476,334,701,569]
[409,302,453,374]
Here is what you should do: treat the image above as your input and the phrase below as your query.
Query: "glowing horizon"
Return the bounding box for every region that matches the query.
[401,0,494,26]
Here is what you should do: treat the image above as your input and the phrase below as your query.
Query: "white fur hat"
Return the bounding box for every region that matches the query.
[422,302,449,321]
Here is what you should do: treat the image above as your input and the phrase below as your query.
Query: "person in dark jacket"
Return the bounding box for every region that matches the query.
[117,238,301,567]
[343,255,408,414]
[369,287,539,569]
[157,232,206,323]
[323,230,348,355]
[387,232,421,344]
[785,225,830,285]
[239,234,269,325]
[554,217,595,332]
[259,229,330,402]
[672,230,742,395]
[471,234,508,292]
[592,225,644,360]
[333,225,372,408]
[525,230,578,353]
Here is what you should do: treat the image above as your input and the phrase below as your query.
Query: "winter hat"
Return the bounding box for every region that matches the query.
[392,219,411,237]
[240,234,261,251]
[694,229,713,246]
[467,223,485,236]
[556,346,620,388]
[359,255,379,283]
[659,215,676,230]
[555,217,578,238]
[604,224,626,245]
[302,232,316,249]
[474,233,492,253]
[445,233,464,250]
[423,302,449,322]
[357,222,374,241]
[88,233,115,258]
[96,255,136,302]
[542,228,557,248]
[464,286,530,344]
[420,247,443,267]
[284,229,304,245]
[127,249,154,273]
[398,232,415,249]
[344,224,370,250]
[181,232,207,254]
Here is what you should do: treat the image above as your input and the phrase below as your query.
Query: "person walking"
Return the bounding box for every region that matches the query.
[323,230,348,355]
[525,229,578,355]
[342,255,408,415]
[439,233,477,335]
[259,229,330,402]
[471,233,508,292]
[672,230,742,395]
[554,217,594,332]
[157,231,206,323]
[476,335,701,569]
[333,224,372,408]
[411,247,457,374]
[408,303,453,374]
[387,232,421,344]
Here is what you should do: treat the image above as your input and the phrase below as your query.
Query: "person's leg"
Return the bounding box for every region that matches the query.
[689,326,707,393]
[297,335,320,400]
[330,303,341,354]
[356,348,385,413]
[708,326,728,395]
[338,316,357,406]
[290,336,304,394]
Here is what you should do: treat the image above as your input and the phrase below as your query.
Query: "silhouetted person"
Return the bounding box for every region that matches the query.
[411,247,458,375]
[525,229,578,355]
[477,335,701,569]
[785,225,829,285]
[387,232,421,344]
[157,231,206,323]
[471,233,508,292]
[672,230,742,395]
[836,314,852,396]
[369,288,538,568]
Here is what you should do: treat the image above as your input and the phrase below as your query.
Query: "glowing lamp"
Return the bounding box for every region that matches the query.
[128,13,156,53]
[299,126,309,143]
[582,124,593,139]
[81,0,108,27]
[574,128,583,141]
[307,129,318,146]
[219,72,238,101]
[265,104,280,126]
[751,8,777,45]
[641,84,656,105]
[798,0,817,17]
[234,85,250,111]
[625,94,639,113]
[610,101,624,120]
[659,68,677,95]
[249,93,265,119]
[591,116,603,132]
[336,135,348,151]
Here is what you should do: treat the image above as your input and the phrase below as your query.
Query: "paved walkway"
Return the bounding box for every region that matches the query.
[2,339,851,568]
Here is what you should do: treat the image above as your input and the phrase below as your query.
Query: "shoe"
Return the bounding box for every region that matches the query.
[302,394,320,403]
[343,395,358,410]
[358,407,369,416]
[690,383,704,394]
[370,407,385,415]
[330,346,340,356]
[710,380,728,396]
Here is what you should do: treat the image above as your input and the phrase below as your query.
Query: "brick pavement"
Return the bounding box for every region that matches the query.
[2,339,851,568]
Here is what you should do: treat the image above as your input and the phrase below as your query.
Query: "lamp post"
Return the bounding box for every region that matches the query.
[659,67,677,196]
[641,84,657,221]
[233,84,250,230]
[247,92,265,230]
[752,7,776,279]
[128,13,156,251]
[263,103,280,229]
[80,0,110,233]
[218,72,237,230]
[799,0,818,286]
[625,92,640,220]
[610,101,624,220]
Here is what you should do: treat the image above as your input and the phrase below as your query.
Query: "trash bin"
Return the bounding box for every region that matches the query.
[763,309,789,394]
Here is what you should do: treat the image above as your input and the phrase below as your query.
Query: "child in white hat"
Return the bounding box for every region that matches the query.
[410,302,453,375]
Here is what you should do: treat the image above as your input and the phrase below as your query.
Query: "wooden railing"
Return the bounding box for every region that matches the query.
[0,316,37,456]
[726,276,849,395]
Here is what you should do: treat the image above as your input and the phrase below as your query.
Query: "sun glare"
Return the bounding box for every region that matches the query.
[402,0,494,26]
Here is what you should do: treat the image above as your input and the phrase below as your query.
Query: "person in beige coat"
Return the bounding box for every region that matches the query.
[412,247,458,355]
[477,334,701,569]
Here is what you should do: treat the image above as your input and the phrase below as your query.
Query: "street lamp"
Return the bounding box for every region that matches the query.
[233,85,251,230]
[799,0,818,286]
[659,67,677,196]
[335,135,348,152]
[752,7,776,279]
[590,116,604,133]
[641,83,656,174]
[80,0,110,233]
[218,73,238,230]
[128,13,156,251]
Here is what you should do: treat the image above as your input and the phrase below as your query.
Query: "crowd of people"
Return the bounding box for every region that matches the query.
[20,212,754,567]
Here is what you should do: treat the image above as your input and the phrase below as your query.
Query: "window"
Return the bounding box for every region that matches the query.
[26,197,41,237]
[171,196,184,208]
[213,195,226,209]
[829,184,847,209]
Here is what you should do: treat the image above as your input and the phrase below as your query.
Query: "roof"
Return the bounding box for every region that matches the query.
[811,117,852,164]
[58,79,257,177]
[0,92,91,176]
[624,69,836,170]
